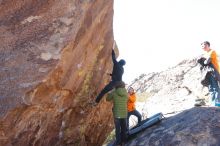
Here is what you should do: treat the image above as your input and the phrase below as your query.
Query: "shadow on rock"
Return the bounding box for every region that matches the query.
[126,107,220,146]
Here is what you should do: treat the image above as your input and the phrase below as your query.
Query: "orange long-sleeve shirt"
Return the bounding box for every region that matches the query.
[127,93,136,112]
[210,50,220,73]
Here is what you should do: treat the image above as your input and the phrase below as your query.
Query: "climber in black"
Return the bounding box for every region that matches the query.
[95,43,126,104]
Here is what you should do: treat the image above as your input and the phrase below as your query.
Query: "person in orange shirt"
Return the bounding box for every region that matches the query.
[201,41,220,106]
[127,87,142,128]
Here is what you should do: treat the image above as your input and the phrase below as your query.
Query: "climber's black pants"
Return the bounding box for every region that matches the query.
[95,80,117,103]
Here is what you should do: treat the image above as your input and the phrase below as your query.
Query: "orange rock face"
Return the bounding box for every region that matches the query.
[0,0,114,145]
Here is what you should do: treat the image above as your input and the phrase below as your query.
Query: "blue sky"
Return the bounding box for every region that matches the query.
[113,0,220,82]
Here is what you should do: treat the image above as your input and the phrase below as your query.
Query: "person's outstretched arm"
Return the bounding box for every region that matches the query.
[112,49,117,64]
[112,41,117,64]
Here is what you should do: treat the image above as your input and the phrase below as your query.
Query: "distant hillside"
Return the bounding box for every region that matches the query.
[128,57,209,117]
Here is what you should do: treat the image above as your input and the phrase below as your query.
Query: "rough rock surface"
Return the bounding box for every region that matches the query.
[0,0,114,146]
[126,107,220,146]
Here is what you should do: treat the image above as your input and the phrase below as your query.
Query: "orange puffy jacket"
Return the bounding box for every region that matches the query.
[127,93,136,112]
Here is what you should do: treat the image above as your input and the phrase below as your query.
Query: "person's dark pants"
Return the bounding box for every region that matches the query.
[114,118,127,145]
[208,74,220,106]
[127,109,142,129]
[95,80,118,103]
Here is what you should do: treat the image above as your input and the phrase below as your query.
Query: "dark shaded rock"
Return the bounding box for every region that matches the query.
[126,107,220,146]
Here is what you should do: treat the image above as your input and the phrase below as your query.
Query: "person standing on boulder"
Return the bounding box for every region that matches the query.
[200,41,220,106]
[127,87,142,129]
[95,41,126,104]
[106,81,128,146]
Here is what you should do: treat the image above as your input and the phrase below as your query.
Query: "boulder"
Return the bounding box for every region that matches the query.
[0,0,115,145]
